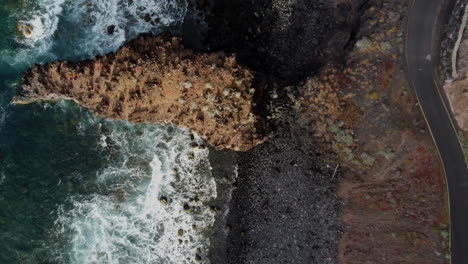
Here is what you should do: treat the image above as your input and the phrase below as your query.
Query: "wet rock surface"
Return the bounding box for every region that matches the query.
[223,127,341,264]
[16,33,269,151]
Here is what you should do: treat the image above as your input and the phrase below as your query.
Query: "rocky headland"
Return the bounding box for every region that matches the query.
[16,33,269,151]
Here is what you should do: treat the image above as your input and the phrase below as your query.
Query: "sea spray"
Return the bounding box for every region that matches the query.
[0,0,65,68]
[1,0,190,68]
[48,117,217,264]
[62,0,189,57]
[15,0,65,45]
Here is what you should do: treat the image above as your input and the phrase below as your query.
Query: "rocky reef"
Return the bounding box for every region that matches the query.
[15,33,269,151]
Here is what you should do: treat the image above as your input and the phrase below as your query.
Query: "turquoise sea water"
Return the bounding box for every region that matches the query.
[0,1,218,263]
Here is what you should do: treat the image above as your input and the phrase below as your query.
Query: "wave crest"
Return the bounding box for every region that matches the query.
[49,121,216,264]
[4,0,189,67]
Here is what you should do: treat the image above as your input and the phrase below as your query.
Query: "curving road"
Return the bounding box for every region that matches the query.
[406,0,468,263]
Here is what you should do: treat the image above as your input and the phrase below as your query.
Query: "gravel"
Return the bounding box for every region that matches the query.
[222,128,342,264]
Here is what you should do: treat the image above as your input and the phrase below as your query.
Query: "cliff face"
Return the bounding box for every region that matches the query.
[15,33,268,151]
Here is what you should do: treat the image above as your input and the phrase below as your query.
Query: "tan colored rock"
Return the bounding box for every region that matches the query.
[15,33,269,151]
[16,22,33,36]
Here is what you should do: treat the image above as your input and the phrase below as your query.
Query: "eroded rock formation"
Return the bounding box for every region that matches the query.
[15,33,269,151]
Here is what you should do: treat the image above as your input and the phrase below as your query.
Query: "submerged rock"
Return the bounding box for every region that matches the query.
[107,25,115,35]
[16,33,269,151]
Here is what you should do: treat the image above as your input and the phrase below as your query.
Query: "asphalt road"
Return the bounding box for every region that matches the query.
[406,0,468,263]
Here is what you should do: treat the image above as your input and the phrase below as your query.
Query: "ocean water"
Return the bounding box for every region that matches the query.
[1,0,191,66]
[0,1,220,263]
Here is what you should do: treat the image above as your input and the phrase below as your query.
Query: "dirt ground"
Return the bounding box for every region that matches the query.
[292,1,450,263]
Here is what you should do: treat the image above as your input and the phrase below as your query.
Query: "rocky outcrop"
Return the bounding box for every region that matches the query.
[15,33,269,151]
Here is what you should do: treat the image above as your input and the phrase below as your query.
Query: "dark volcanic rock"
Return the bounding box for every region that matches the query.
[223,128,342,264]
[204,0,369,83]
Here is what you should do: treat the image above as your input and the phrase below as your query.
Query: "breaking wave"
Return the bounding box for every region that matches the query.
[48,116,217,263]
[2,0,190,68]
[0,1,217,263]
[16,0,65,46]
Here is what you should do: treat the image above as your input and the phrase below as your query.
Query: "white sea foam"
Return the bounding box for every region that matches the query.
[50,121,216,264]
[4,0,189,68]
[0,0,66,68]
[63,0,188,57]
[16,0,65,45]
[3,1,211,262]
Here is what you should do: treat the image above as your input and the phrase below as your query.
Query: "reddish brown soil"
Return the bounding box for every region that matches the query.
[293,1,450,263]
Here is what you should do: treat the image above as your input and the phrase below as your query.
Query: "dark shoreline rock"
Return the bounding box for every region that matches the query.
[200,1,372,261]
[222,128,342,264]
[205,147,238,264]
